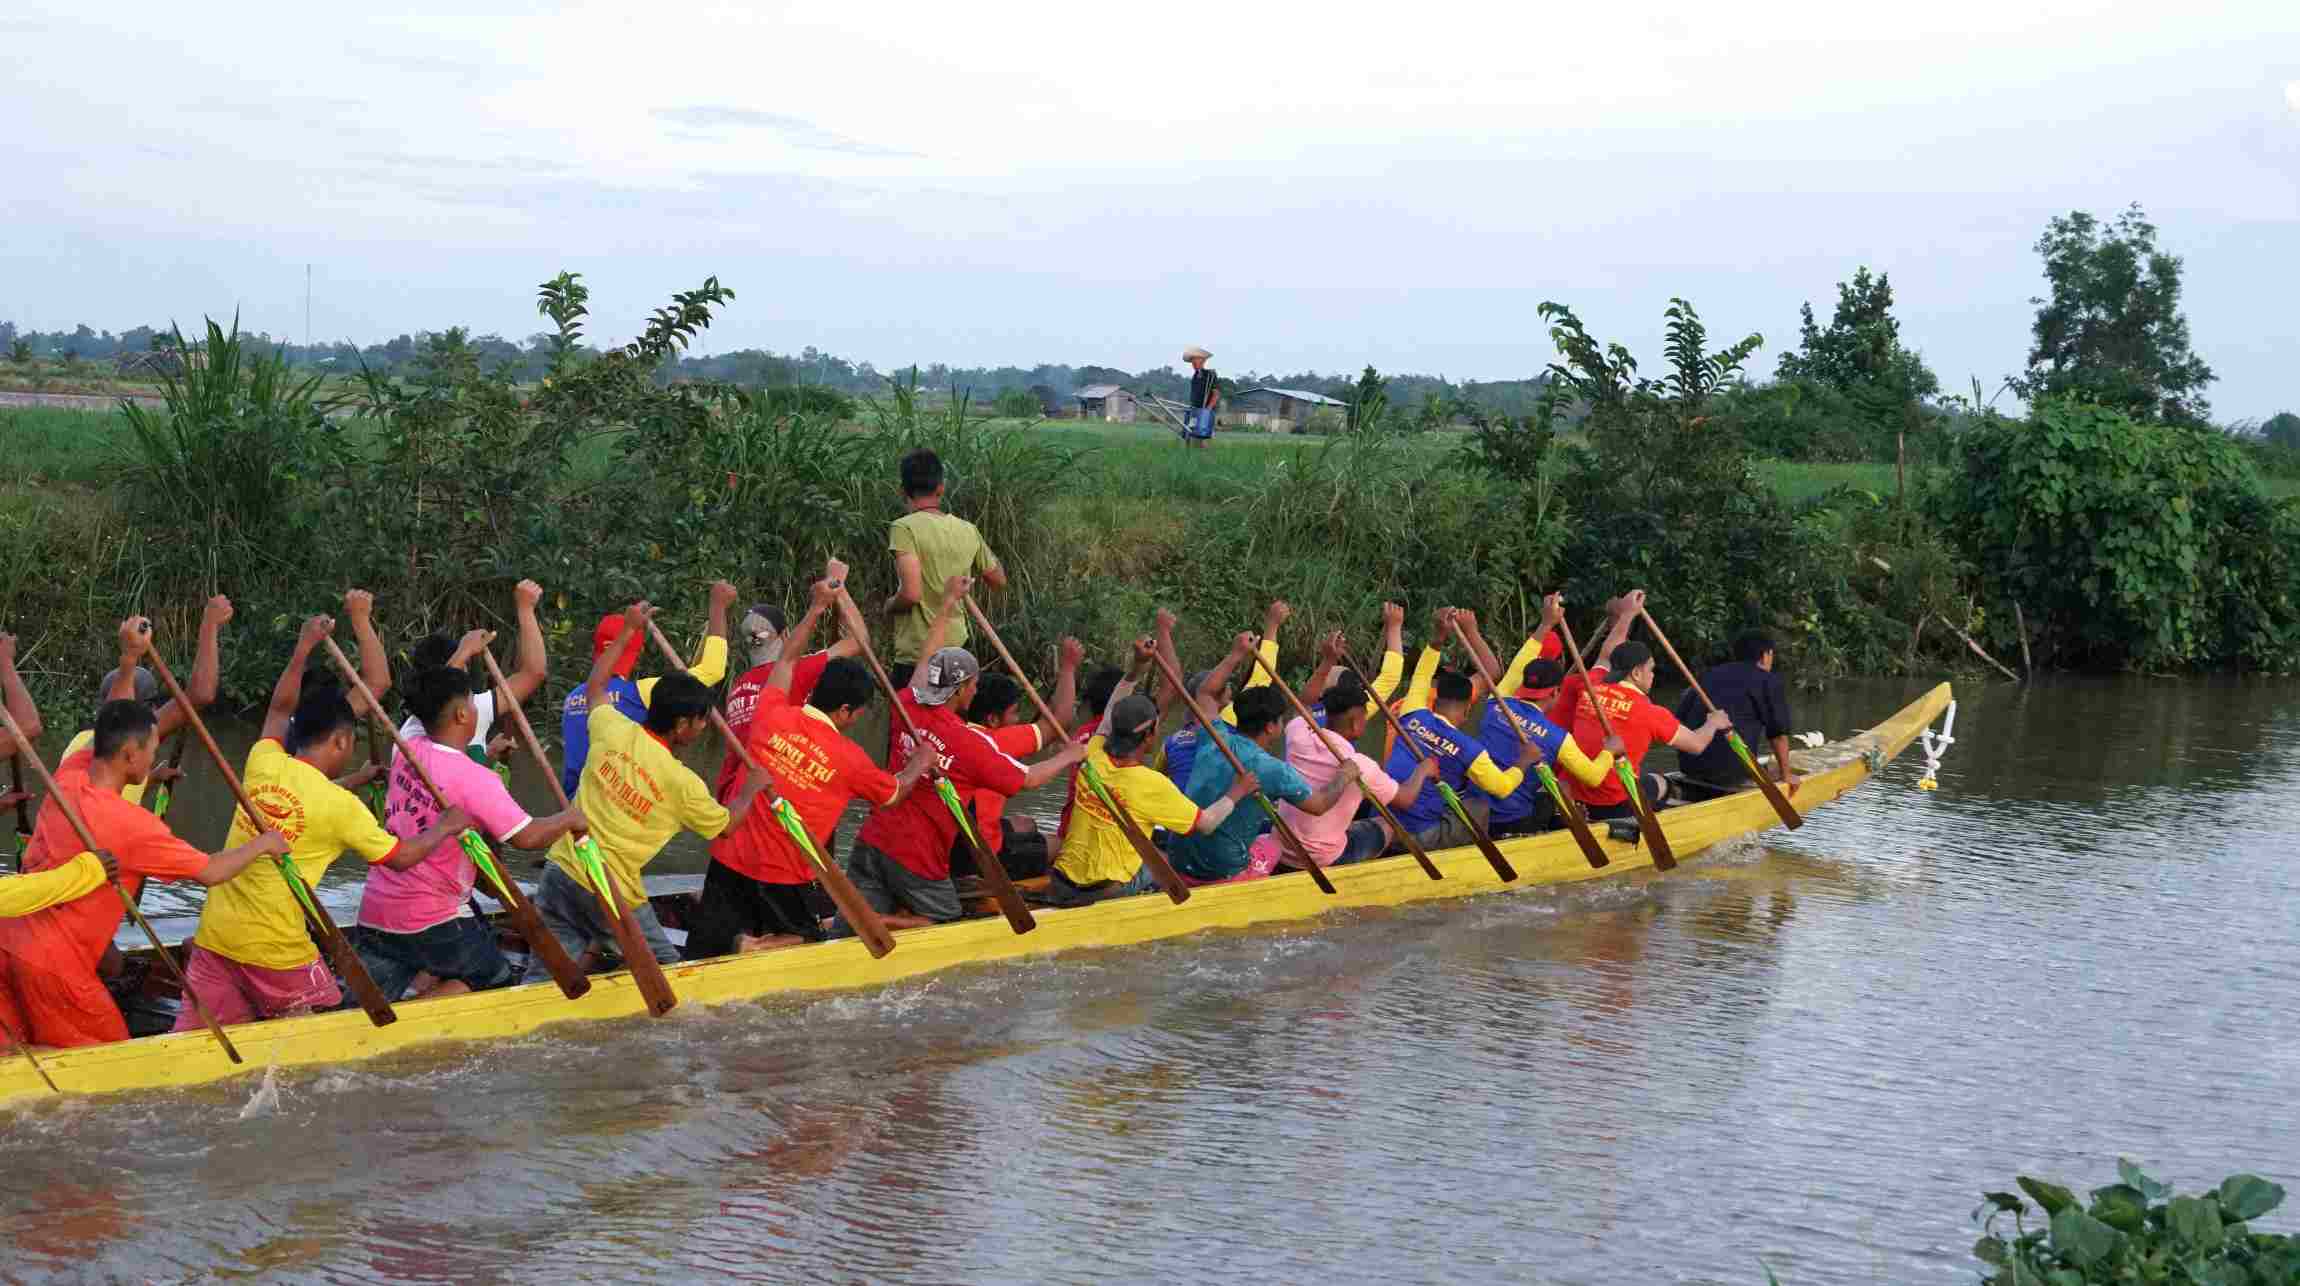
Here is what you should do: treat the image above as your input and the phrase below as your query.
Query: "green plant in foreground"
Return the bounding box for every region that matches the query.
[1972,1159,2295,1284]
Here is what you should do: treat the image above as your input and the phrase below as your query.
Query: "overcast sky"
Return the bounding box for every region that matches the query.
[3,1,2295,417]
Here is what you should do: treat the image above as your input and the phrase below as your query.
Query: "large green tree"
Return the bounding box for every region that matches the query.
[2014,203,2215,424]
[1776,266,1938,400]
[2264,411,2300,451]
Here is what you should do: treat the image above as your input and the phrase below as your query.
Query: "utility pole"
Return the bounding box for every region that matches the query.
[304,264,312,359]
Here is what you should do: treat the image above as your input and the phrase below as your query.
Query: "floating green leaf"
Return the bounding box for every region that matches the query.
[2019,1176,2078,1216]
[2049,1206,2120,1267]
[2216,1174,2284,1221]
[2117,1157,2171,1201]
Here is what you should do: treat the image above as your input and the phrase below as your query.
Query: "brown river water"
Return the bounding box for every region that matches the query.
[2,675,2296,1283]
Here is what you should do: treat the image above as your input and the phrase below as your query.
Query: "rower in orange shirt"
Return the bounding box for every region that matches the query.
[1555,591,1731,821]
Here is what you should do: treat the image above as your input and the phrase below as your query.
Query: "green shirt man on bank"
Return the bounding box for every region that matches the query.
[884,448,1008,662]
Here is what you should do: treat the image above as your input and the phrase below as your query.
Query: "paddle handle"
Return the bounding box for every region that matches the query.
[1246,647,1443,883]
[0,688,243,1063]
[1142,643,1334,896]
[8,754,29,837]
[643,617,903,957]
[1636,609,1717,713]
[829,588,1033,937]
[961,595,1191,905]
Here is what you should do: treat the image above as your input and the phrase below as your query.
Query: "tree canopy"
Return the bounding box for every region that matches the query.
[2014,203,2215,424]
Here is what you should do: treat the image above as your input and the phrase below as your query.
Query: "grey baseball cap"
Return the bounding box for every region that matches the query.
[97,665,163,705]
[1103,694,1161,758]
[914,647,981,706]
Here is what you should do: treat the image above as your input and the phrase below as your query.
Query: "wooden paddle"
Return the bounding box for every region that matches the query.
[641,617,899,959]
[1337,642,1518,883]
[1636,609,1803,830]
[8,753,31,866]
[1144,642,1337,896]
[142,634,399,1026]
[0,696,242,1063]
[320,640,589,1000]
[1554,616,1676,871]
[960,595,1190,904]
[143,733,190,820]
[1443,617,1609,870]
[829,588,1034,936]
[1246,646,1444,882]
[0,1007,58,1092]
[488,633,678,1017]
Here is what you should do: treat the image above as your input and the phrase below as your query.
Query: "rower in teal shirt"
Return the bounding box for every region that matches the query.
[1168,688,1356,881]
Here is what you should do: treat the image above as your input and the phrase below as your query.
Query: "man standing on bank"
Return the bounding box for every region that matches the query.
[1182,346,1219,447]
[884,449,1006,670]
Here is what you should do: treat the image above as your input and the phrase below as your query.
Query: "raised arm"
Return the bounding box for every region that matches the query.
[590,602,651,711]
[1150,609,1184,721]
[0,633,41,755]
[1046,636,1083,738]
[108,616,149,703]
[344,589,391,716]
[1193,632,1258,722]
[1456,609,1506,696]
[1300,629,1346,706]
[1497,594,1564,697]
[1592,590,1641,672]
[1241,600,1289,696]
[1367,602,1407,705]
[697,580,736,682]
[771,563,844,692]
[502,579,549,705]
[156,597,231,738]
[260,616,333,743]
[1400,609,1450,713]
[903,576,972,695]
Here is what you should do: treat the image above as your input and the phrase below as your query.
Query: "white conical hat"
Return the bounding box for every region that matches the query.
[1182,345,1211,361]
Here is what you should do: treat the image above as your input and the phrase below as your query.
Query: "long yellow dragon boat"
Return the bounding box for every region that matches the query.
[0,683,1953,1108]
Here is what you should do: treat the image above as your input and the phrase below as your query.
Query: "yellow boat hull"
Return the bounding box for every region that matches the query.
[1,683,1952,1107]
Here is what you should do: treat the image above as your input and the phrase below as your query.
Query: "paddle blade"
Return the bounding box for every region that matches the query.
[1440,782,1516,883]
[1536,765,1609,870]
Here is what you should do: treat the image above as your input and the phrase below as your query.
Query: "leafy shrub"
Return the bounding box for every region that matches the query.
[991,386,1043,420]
[1973,1160,2295,1284]
[1930,399,2300,670]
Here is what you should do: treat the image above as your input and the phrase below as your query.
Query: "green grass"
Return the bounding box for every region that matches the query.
[0,405,136,483]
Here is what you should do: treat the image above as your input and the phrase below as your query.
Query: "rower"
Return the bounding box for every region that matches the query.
[356,662,587,999]
[178,613,473,1027]
[842,577,1082,931]
[528,602,767,979]
[950,638,1075,880]
[1454,602,1614,836]
[0,629,116,917]
[1259,669,1434,871]
[556,581,735,799]
[1377,609,1551,851]
[1672,633,1799,802]
[1161,599,1288,787]
[1556,592,1731,822]
[1167,653,1360,884]
[0,698,285,1049]
[689,571,935,958]
[1048,675,1257,903]
[397,578,549,764]
[1299,601,1408,725]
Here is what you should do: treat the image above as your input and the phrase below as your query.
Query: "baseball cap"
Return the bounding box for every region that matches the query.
[96,665,164,705]
[591,614,641,677]
[740,603,788,664]
[1183,669,1216,701]
[1103,694,1160,758]
[913,647,980,706]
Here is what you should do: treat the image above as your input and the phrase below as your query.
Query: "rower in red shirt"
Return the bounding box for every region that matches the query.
[1557,590,1731,821]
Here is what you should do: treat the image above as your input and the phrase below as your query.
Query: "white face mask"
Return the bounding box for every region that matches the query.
[741,612,784,667]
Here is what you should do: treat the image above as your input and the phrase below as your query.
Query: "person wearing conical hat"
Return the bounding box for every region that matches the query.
[1182,345,1219,448]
